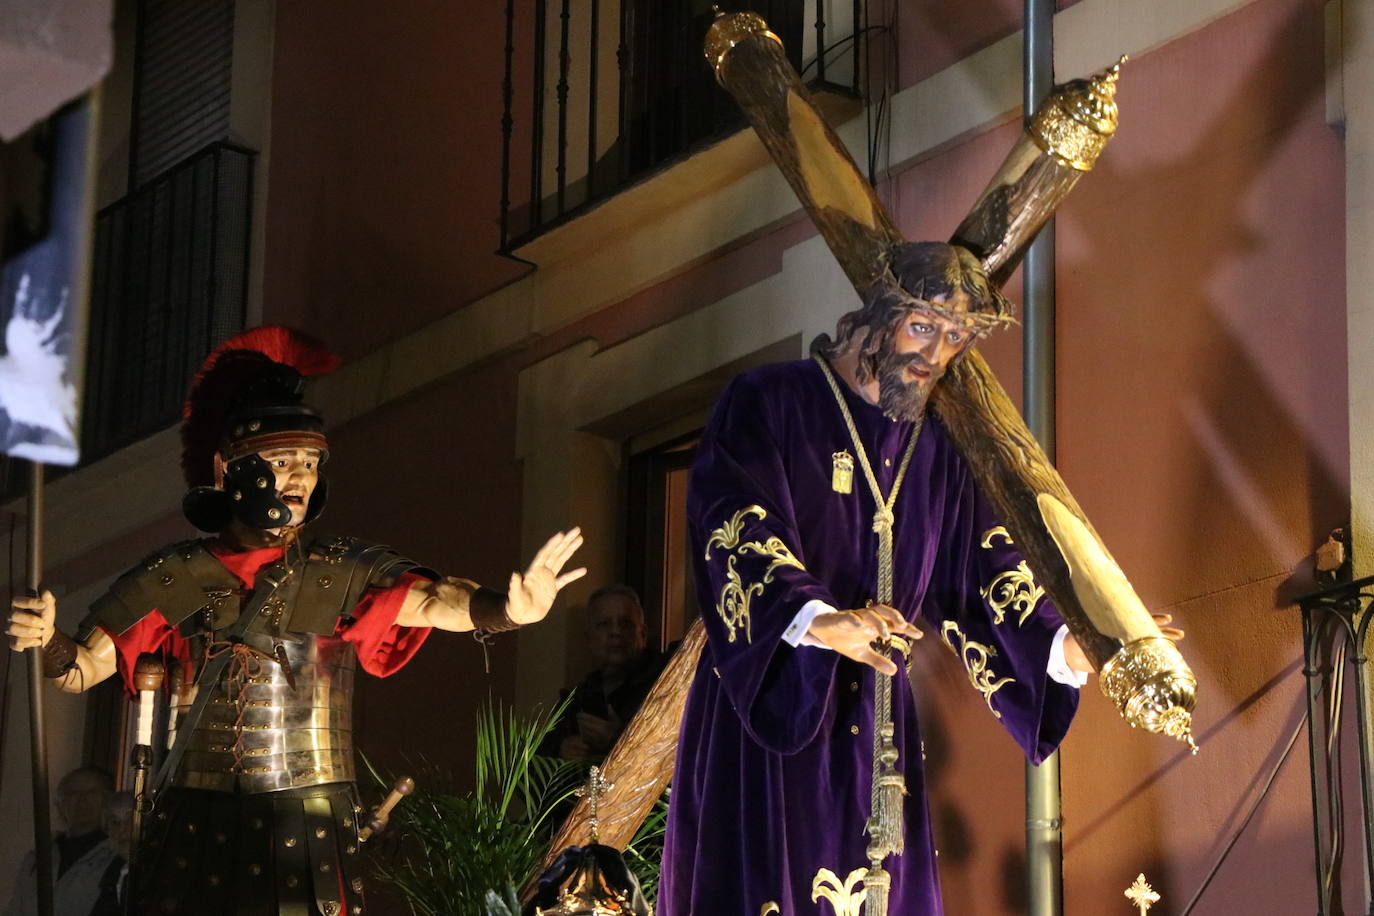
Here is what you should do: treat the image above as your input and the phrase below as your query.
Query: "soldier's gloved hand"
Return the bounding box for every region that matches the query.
[506,527,588,625]
[7,590,57,652]
[806,604,922,675]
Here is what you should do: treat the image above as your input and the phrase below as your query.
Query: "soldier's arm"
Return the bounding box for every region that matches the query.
[394,528,585,631]
[7,591,118,693]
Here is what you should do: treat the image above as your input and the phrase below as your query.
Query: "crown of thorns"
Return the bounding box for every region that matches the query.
[869,250,1018,338]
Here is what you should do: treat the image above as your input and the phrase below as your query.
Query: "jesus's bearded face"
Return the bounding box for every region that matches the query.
[876,298,977,422]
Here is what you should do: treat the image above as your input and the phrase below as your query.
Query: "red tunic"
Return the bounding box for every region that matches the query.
[103,542,433,695]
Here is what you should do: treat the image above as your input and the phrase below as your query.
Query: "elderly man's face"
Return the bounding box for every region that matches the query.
[587,594,646,669]
[878,294,977,421]
[56,771,109,836]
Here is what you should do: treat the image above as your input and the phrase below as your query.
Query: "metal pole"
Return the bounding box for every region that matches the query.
[1022,1,1063,914]
[1303,607,1333,916]
[1350,613,1374,913]
[25,460,54,916]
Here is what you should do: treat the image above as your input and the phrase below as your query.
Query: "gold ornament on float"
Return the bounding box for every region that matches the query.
[1124,873,1161,915]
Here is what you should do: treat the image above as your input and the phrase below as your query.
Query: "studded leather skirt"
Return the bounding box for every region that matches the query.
[136,783,366,916]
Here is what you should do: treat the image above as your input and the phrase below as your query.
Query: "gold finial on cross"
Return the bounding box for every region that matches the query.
[1125,874,1160,915]
[575,765,614,844]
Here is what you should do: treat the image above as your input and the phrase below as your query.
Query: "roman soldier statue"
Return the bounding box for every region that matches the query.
[7,326,586,916]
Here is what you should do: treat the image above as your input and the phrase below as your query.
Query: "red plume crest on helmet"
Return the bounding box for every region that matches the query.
[180,326,340,489]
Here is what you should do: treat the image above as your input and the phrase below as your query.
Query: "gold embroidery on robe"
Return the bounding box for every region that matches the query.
[705,506,806,644]
[979,527,1044,627]
[705,505,767,559]
[941,621,1015,717]
[980,525,1013,549]
[760,904,781,916]
[739,536,804,583]
[719,554,765,643]
[811,866,869,916]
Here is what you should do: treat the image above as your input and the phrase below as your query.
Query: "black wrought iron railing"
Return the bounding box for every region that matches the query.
[82,141,253,463]
[500,0,860,252]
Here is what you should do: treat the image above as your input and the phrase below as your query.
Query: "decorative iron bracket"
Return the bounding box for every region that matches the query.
[1296,573,1374,916]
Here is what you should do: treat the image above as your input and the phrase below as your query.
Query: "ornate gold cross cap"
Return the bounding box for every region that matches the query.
[1029,55,1127,171]
[705,8,781,84]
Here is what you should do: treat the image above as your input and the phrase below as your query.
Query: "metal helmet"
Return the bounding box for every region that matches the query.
[179,326,339,533]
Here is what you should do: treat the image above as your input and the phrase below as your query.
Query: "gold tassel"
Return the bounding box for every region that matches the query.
[864,866,891,916]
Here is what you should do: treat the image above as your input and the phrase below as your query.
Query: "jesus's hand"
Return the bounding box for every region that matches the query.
[806,604,922,676]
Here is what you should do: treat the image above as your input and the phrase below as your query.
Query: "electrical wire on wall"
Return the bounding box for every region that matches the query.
[1178,629,1352,916]
[799,25,888,81]
[1177,701,1309,915]
[795,1,898,207]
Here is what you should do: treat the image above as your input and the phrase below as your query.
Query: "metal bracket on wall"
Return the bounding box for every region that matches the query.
[1296,572,1374,915]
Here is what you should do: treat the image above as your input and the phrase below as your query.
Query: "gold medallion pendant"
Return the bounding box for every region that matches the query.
[832,450,855,494]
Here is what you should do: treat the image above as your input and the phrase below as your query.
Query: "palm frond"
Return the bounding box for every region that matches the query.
[366,695,582,916]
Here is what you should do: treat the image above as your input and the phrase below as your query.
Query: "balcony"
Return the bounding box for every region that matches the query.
[499,0,862,253]
[82,142,253,463]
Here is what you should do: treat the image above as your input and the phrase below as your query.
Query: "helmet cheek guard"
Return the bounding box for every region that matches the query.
[222,453,293,530]
[180,456,328,533]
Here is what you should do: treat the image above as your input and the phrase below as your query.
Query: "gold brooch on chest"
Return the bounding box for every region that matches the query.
[832,450,854,494]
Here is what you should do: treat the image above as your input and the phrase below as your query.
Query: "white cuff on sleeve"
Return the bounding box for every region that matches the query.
[782,599,837,649]
[1048,624,1089,688]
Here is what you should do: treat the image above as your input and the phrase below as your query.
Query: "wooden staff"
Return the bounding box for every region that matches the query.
[128,653,164,909]
[707,10,1195,747]
[23,461,54,916]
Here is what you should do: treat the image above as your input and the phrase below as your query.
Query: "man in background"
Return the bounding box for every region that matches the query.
[543,585,668,759]
[4,767,115,916]
[88,791,133,916]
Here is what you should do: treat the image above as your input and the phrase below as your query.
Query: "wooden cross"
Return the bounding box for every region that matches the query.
[1125,874,1161,915]
[574,766,614,844]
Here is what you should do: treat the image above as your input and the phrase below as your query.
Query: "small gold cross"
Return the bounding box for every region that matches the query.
[1125,874,1160,915]
[574,766,614,843]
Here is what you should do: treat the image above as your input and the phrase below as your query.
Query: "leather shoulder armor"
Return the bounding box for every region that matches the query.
[80,540,242,638]
[286,534,435,635]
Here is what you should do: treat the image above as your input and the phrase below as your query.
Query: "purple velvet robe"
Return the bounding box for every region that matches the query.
[659,359,1079,916]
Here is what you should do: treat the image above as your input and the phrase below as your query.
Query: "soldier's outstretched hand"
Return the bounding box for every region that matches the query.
[8,590,56,652]
[506,527,587,625]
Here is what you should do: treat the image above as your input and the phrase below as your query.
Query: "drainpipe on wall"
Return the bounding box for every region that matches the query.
[1022,1,1064,915]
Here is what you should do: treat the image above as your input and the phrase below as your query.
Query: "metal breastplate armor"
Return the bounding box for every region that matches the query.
[80,534,431,797]
[175,630,357,793]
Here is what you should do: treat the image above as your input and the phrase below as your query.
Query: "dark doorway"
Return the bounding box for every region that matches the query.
[625,431,699,652]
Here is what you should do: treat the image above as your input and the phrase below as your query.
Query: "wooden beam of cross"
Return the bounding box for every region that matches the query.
[527,621,706,894]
